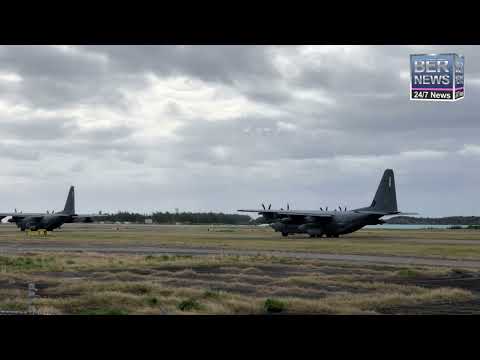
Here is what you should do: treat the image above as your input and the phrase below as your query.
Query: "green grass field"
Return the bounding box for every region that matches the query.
[1,224,480,260]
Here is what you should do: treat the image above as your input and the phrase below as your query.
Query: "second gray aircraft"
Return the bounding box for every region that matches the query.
[238,169,416,238]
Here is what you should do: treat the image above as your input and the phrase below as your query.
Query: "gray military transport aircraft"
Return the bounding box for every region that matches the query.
[238,169,416,238]
[0,186,101,231]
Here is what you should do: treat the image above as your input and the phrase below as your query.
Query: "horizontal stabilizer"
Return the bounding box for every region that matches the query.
[354,210,419,216]
[0,212,47,218]
[390,212,418,216]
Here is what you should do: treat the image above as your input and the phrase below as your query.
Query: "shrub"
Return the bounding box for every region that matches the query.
[146,297,159,306]
[264,298,286,313]
[177,299,202,312]
[447,225,463,230]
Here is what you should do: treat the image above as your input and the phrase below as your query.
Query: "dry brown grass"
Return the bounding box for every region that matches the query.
[0,251,476,315]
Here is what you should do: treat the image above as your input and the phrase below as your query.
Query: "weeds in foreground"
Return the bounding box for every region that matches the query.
[177,298,203,312]
[77,308,130,315]
[0,252,477,315]
[264,298,286,313]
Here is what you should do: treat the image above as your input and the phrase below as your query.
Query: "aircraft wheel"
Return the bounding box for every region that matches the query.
[281,232,289,237]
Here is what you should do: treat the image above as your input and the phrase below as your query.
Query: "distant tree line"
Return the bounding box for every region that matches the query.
[97,211,253,225]
[95,213,480,226]
[387,216,480,225]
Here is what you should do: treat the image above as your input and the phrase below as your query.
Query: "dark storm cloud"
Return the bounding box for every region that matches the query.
[0,45,286,110]
[82,45,280,84]
[0,45,142,109]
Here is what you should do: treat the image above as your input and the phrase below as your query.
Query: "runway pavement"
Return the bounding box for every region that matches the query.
[2,243,480,269]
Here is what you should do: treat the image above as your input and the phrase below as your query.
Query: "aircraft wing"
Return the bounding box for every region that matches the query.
[70,213,105,223]
[0,212,46,219]
[238,209,333,220]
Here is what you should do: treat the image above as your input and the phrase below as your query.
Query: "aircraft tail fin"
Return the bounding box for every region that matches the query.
[355,169,398,215]
[370,169,397,214]
[62,186,75,215]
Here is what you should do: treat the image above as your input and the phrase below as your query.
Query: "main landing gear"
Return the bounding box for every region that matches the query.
[26,229,49,237]
[309,234,340,238]
[281,232,340,238]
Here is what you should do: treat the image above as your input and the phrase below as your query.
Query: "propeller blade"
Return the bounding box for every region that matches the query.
[339,206,342,211]
[320,207,323,211]
[326,207,328,211]
[262,203,265,210]
[268,204,271,210]
[344,207,347,212]
[287,203,290,210]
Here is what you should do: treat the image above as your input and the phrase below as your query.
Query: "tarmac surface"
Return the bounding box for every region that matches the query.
[2,243,480,269]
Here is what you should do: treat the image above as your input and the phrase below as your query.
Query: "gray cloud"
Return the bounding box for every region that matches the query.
[0,45,478,216]
[0,116,78,140]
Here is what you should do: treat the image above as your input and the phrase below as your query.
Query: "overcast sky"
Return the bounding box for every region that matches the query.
[0,45,478,217]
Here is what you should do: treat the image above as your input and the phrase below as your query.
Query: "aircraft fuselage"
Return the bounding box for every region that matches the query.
[269,211,385,237]
[10,215,70,231]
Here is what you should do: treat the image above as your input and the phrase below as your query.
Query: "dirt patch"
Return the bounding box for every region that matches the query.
[32,271,87,279]
[391,272,480,292]
[0,279,28,290]
[380,299,480,315]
